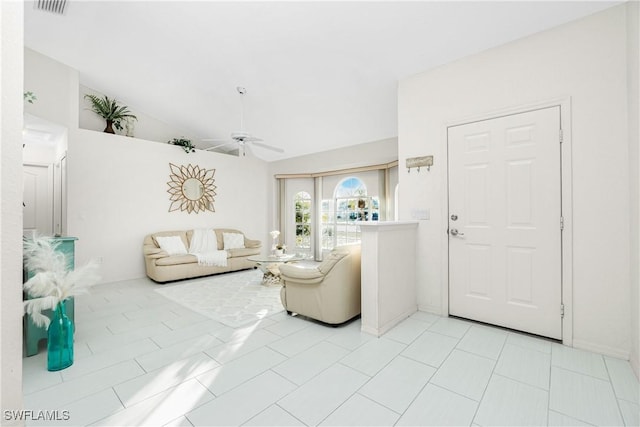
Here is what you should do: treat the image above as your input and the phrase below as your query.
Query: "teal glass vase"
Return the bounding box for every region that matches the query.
[47,301,74,371]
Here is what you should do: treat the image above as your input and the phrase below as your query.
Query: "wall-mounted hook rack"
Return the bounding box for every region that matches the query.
[406,155,433,173]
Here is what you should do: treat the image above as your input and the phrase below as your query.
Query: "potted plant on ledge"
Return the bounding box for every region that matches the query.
[168,137,196,153]
[84,94,138,134]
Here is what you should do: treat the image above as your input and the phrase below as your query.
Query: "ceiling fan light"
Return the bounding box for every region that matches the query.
[230,131,251,141]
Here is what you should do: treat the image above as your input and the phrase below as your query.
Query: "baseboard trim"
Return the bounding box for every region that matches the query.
[361,306,417,337]
[572,339,630,360]
[417,304,443,316]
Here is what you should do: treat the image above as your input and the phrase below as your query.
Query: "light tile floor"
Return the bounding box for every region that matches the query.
[22,271,640,426]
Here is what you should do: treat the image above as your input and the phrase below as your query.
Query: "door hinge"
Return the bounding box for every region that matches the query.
[560,304,565,318]
[560,216,564,230]
[559,129,563,143]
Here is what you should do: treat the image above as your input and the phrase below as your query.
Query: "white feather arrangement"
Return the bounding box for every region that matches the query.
[23,236,101,328]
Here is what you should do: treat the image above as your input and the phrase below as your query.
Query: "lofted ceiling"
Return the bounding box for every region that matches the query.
[24,1,620,161]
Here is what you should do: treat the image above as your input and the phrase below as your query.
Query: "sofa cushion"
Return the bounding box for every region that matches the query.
[214,228,243,250]
[155,254,198,266]
[155,236,188,256]
[151,231,189,251]
[223,232,245,249]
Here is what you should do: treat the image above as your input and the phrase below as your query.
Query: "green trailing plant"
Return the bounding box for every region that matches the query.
[168,137,196,153]
[84,94,138,134]
[23,91,37,104]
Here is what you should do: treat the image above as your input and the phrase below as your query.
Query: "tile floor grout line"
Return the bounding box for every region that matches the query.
[467,334,505,426]
[192,352,286,399]
[491,372,551,393]
[390,378,433,427]
[272,402,309,427]
[504,335,553,355]
[355,390,403,417]
[194,376,218,398]
[28,359,147,406]
[547,406,599,426]
[546,344,554,426]
[452,346,504,363]
[602,352,628,424]
[552,364,620,383]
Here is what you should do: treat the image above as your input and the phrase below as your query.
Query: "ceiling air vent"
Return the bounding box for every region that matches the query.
[35,0,67,15]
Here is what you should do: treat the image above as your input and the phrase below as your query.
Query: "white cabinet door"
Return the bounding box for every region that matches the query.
[448,106,562,339]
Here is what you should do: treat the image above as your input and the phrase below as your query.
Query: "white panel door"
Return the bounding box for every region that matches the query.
[23,164,53,237]
[448,106,562,339]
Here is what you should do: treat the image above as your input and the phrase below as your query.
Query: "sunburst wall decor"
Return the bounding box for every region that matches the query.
[167,163,217,214]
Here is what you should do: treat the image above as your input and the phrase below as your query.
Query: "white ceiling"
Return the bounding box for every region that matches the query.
[24,1,620,161]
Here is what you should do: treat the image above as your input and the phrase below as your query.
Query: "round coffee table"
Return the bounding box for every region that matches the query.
[247,254,304,286]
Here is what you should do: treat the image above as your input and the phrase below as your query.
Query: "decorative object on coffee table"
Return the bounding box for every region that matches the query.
[23,235,100,370]
[247,254,302,286]
[84,94,138,134]
[270,230,280,256]
[275,243,286,257]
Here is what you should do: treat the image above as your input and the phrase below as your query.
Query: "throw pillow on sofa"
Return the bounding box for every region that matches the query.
[155,236,188,256]
[223,232,245,249]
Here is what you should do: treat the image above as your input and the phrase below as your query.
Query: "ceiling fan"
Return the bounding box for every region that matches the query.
[202,87,284,157]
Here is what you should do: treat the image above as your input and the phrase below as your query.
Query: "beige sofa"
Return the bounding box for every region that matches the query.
[279,244,361,324]
[143,228,261,283]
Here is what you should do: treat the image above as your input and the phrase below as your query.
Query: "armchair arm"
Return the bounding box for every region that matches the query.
[279,264,324,284]
[143,245,168,259]
[244,238,262,249]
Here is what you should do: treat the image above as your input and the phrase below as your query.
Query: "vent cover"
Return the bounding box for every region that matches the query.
[36,0,67,15]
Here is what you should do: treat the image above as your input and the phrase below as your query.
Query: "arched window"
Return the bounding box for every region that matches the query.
[294,191,312,251]
[335,177,367,198]
[321,177,379,250]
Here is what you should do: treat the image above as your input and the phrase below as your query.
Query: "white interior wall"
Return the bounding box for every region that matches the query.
[398,5,631,358]
[627,1,639,377]
[0,0,24,419]
[68,130,269,283]
[24,49,271,284]
[23,145,56,164]
[269,138,397,176]
[67,129,268,282]
[79,84,199,144]
[24,48,76,127]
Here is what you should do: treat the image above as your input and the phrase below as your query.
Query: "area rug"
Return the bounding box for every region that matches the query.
[154,270,284,328]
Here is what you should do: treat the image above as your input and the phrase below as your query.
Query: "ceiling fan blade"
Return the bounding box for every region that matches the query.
[251,141,285,153]
[203,141,237,151]
[201,138,227,142]
[243,135,263,142]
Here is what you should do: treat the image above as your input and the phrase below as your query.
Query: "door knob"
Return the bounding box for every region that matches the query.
[450,228,465,236]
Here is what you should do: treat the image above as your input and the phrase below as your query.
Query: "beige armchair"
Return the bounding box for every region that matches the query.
[279,244,361,325]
